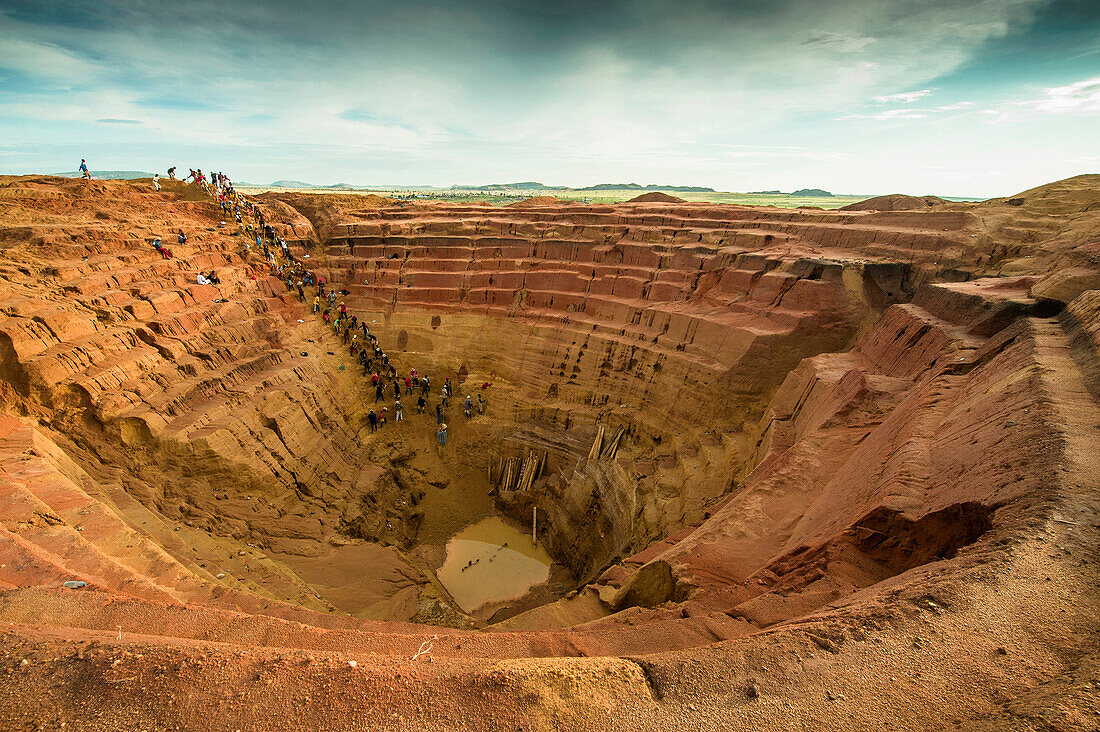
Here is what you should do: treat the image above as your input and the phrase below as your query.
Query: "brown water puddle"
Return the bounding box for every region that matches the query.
[436,515,552,613]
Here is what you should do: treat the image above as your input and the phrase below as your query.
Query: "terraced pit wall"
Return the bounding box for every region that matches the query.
[290,202,947,576]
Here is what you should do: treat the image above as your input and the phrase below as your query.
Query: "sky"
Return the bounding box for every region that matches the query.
[0,0,1098,197]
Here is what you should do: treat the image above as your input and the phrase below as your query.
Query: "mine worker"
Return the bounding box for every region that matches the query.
[441,388,449,409]
[367,409,378,433]
[197,272,211,285]
[167,166,177,180]
[417,394,426,414]
[151,237,170,259]
[438,422,448,446]
[152,172,161,191]
[393,380,401,398]
[379,407,388,425]
[177,229,187,245]
[477,394,485,414]
[436,403,443,425]
[207,270,221,285]
[78,158,90,179]
[313,295,321,313]
[464,395,473,418]
[394,398,404,421]
[375,382,385,402]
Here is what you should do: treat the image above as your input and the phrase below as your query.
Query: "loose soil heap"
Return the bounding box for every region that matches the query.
[839,194,948,211]
[0,174,1097,730]
[626,191,687,203]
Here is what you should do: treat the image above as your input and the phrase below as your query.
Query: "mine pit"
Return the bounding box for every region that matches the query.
[0,175,1097,728]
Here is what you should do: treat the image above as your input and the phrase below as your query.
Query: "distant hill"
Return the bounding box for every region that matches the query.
[790,188,834,197]
[748,190,783,194]
[451,182,551,191]
[268,180,318,188]
[578,183,715,192]
[644,184,715,192]
[580,183,644,191]
[55,170,154,180]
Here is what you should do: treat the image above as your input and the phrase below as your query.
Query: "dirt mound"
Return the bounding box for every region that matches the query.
[507,195,565,207]
[981,173,1100,215]
[840,193,947,211]
[626,191,686,203]
[255,191,394,240]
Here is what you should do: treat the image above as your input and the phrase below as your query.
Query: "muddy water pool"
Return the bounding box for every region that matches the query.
[436,515,551,612]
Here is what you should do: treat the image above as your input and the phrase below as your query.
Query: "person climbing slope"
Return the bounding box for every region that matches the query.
[78,159,90,179]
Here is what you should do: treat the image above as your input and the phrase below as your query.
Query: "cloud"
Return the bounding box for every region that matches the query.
[874,89,933,103]
[1028,76,1100,113]
[0,0,1082,197]
[96,118,142,124]
[0,36,100,82]
[838,108,932,120]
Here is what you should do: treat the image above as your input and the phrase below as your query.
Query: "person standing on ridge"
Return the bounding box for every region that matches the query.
[78,159,90,179]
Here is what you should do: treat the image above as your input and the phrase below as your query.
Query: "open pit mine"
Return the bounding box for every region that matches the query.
[0,173,1097,730]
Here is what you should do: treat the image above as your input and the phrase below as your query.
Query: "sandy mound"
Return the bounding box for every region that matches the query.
[981,173,1100,215]
[507,196,566,207]
[840,194,947,211]
[626,191,686,203]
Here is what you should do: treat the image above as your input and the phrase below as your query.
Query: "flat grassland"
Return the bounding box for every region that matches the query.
[236,185,878,209]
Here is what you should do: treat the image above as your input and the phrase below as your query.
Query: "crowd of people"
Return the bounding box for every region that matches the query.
[149,160,488,446]
[279,256,490,445]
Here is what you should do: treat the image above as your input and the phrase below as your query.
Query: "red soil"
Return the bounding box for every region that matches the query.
[0,174,1097,730]
[626,192,687,203]
[840,194,948,211]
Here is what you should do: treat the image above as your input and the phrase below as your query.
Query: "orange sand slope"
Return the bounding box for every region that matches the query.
[0,174,1097,730]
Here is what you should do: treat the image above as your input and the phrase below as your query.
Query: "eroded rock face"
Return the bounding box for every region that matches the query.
[0,174,1098,730]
